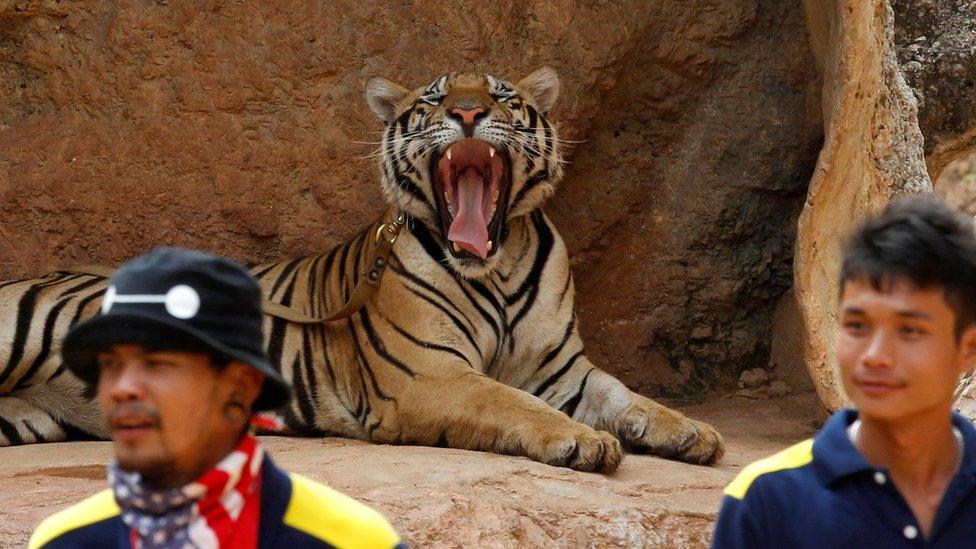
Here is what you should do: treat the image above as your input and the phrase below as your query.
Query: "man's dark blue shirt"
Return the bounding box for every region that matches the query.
[712,409,976,548]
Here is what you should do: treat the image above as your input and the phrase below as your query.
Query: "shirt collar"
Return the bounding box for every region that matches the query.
[813,407,976,486]
[951,410,976,481]
[813,408,871,485]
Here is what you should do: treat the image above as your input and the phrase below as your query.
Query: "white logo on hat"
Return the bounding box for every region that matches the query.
[101,284,201,319]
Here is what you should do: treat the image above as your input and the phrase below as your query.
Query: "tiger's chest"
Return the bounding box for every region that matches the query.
[376,225,566,376]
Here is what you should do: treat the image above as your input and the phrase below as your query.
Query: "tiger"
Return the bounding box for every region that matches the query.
[0,67,724,471]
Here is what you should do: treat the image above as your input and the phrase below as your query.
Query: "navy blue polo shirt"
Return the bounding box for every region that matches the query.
[712,408,976,548]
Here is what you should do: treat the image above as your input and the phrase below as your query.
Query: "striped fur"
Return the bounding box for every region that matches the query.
[0,69,724,470]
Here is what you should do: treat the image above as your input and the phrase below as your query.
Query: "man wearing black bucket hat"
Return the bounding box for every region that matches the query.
[29,247,404,549]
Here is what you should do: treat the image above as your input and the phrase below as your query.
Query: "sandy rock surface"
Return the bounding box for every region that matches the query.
[0,396,822,548]
[0,0,821,394]
[796,0,931,411]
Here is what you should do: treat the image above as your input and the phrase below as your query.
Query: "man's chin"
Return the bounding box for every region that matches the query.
[114,447,170,478]
[844,380,906,417]
[853,394,934,424]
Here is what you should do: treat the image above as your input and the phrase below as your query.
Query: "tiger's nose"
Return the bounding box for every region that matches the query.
[448,107,488,137]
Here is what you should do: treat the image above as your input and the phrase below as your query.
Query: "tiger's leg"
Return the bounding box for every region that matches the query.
[0,395,70,446]
[528,352,724,465]
[372,370,623,472]
[0,374,108,446]
[507,214,723,464]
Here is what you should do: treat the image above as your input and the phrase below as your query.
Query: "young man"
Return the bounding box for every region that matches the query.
[30,247,405,549]
[713,195,976,547]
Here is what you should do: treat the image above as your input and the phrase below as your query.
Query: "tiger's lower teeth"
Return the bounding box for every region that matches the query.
[452,243,462,253]
[487,240,493,251]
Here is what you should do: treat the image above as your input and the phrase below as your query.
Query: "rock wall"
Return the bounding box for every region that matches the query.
[892,0,976,179]
[0,1,821,395]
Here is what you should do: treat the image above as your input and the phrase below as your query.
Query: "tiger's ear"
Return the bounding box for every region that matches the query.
[517,66,560,114]
[365,77,411,123]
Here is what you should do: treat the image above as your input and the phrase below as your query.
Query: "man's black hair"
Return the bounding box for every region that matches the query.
[210,353,232,370]
[840,193,976,338]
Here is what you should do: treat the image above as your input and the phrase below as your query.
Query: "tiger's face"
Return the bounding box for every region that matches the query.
[365,67,564,278]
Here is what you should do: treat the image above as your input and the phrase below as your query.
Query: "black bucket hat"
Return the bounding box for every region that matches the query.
[62,247,292,411]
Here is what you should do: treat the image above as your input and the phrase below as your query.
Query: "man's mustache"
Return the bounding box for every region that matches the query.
[108,403,162,427]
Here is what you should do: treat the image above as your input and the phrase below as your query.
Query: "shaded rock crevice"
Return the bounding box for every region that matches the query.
[550,0,822,397]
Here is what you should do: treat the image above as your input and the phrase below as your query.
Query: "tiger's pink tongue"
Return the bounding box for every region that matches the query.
[448,169,489,259]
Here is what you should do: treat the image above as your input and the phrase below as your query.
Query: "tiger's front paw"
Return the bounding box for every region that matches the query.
[616,398,725,465]
[529,423,622,473]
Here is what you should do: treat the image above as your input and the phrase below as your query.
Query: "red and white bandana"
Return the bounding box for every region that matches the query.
[110,435,265,548]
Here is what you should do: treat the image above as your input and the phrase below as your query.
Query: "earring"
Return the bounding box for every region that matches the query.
[222,396,247,424]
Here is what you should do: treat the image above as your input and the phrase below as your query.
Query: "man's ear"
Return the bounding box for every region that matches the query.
[959,324,976,375]
[226,363,265,410]
[365,77,411,123]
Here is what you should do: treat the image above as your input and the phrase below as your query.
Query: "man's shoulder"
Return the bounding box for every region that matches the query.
[724,438,816,500]
[29,489,120,549]
[282,473,401,549]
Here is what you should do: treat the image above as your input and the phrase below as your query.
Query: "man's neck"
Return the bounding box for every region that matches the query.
[856,406,958,484]
[855,406,960,536]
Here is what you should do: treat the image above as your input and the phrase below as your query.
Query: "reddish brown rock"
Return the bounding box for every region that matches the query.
[0,1,820,395]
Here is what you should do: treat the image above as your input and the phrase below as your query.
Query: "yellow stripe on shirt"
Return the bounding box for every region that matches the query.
[724,438,815,500]
[284,473,401,549]
[29,489,120,549]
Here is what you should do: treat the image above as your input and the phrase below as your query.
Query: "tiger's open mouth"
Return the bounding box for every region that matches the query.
[431,138,511,260]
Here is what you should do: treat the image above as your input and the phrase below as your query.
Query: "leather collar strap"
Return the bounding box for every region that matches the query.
[66,210,406,325]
